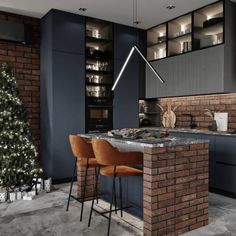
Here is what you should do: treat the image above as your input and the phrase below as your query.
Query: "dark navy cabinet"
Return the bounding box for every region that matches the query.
[41,11,147,181]
[113,60,140,129]
[113,24,146,129]
[114,24,146,61]
[41,10,85,180]
[100,175,143,219]
[52,10,85,54]
[214,136,236,193]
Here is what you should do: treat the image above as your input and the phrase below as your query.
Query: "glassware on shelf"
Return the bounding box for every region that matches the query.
[154,49,166,60]
[92,29,101,39]
[157,36,166,44]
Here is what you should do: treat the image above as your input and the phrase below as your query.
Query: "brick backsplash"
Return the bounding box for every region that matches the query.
[0,11,40,149]
[159,93,236,131]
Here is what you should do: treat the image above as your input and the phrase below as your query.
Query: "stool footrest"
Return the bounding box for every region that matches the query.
[92,206,131,220]
[70,193,105,203]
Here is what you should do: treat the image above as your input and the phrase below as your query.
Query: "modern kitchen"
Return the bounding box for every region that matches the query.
[1,0,236,236]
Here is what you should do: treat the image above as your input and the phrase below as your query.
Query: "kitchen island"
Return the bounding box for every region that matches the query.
[77,133,209,236]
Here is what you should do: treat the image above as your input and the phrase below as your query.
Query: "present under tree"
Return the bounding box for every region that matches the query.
[0,62,42,191]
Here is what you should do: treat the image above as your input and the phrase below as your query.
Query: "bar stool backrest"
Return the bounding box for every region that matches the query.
[91,139,118,165]
[69,135,95,159]
[92,138,143,167]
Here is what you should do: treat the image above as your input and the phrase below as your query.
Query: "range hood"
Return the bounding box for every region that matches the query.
[0,19,32,44]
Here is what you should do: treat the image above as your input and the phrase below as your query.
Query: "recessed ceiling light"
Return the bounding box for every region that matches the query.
[78,8,87,12]
[166,5,175,10]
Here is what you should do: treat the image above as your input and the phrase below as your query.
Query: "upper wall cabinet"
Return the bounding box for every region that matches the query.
[52,10,85,54]
[147,1,224,61]
[193,1,223,50]
[147,24,166,61]
[168,14,192,56]
[114,24,146,61]
[146,0,236,98]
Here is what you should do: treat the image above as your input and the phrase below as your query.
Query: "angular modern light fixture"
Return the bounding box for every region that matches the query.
[112,0,165,91]
[112,46,164,91]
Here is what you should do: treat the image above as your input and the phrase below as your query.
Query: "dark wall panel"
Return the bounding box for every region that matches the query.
[52,10,85,54]
[41,10,85,180]
[40,13,53,177]
[52,51,85,179]
[113,59,139,129]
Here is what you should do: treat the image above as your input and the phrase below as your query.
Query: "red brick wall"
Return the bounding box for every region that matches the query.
[159,93,236,132]
[0,11,40,148]
[143,143,209,235]
[77,165,97,200]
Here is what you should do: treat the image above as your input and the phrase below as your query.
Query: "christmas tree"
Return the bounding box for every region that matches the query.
[0,62,42,191]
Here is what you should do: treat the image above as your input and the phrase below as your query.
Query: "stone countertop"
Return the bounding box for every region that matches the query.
[79,133,209,148]
[146,127,236,137]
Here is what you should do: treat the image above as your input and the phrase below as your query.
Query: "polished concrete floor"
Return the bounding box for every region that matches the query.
[1,184,236,236]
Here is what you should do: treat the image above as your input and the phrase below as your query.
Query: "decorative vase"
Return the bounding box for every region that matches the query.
[0,190,7,202]
[44,178,52,193]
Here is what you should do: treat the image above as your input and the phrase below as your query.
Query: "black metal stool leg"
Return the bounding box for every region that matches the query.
[66,159,77,211]
[119,177,123,217]
[88,167,100,227]
[107,167,116,236]
[80,158,89,222]
[114,179,117,214]
[95,167,99,204]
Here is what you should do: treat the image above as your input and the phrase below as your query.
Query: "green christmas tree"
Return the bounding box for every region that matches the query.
[0,62,42,191]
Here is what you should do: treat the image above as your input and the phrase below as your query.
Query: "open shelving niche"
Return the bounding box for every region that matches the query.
[139,99,160,127]
[147,24,167,61]
[168,14,192,56]
[147,0,224,61]
[194,1,223,50]
[85,18,113,133]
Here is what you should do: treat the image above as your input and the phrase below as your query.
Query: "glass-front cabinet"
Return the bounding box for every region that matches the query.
[193,1,223,50]
[147,0,224,61]
[168,14,192,56]
[85,18,113,133]
[147,24,166,60]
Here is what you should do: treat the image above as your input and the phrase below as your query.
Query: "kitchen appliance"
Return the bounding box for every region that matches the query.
[86,106,113,132]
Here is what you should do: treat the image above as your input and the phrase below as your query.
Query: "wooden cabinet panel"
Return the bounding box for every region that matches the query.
[146,45,224,98]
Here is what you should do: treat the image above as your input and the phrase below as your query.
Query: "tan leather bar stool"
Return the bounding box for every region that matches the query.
[88,139,143,236]
[67,135,100,221]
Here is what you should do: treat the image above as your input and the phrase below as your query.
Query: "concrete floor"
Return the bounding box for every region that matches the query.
[1,184,236,236]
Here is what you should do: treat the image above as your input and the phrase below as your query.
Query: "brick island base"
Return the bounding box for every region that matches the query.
[143,143,209,236]
[76,135,209,236]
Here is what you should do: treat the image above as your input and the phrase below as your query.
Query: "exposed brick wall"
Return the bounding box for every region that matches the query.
[77,164,97,200]
[0,11,40,148]
[143,143,209,236]
[159,93,236,132]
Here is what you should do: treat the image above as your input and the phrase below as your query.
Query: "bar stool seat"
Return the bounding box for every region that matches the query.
[88,139,143,236]
[100,165,143,176]
[67,135,101,222]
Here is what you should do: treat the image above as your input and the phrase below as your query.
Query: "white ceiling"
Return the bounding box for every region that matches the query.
[0,0,232,29]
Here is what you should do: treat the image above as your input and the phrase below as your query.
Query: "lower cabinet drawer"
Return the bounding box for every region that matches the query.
[214,163,236,193]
